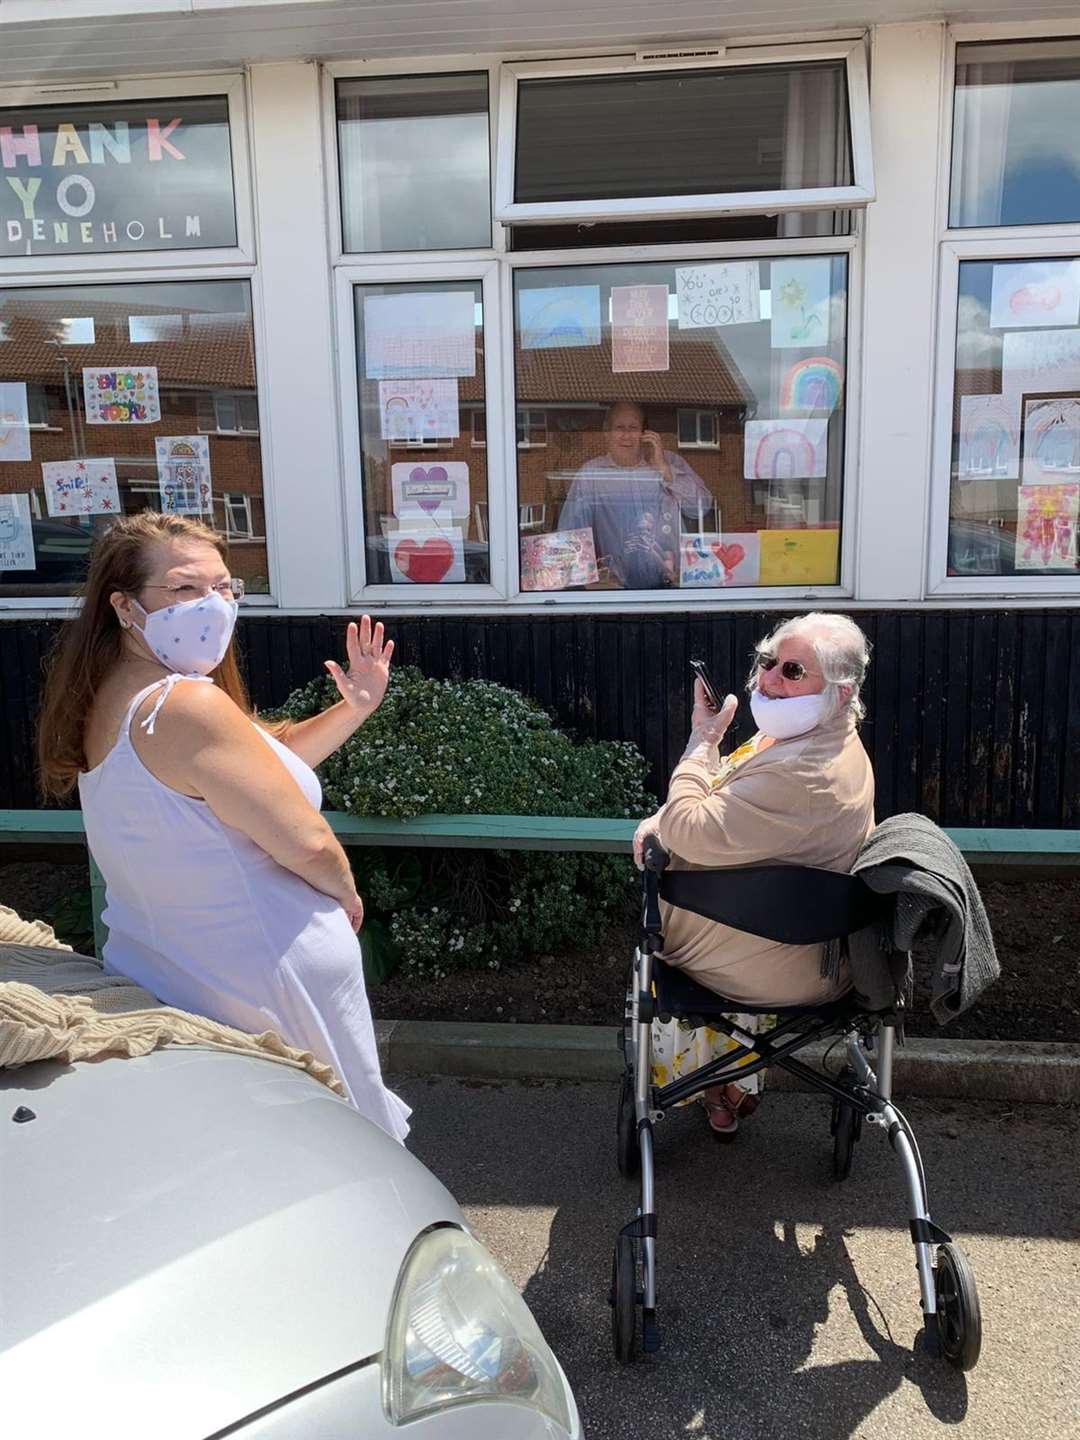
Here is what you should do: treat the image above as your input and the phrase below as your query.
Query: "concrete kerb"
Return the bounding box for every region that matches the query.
[374,1019,1080,1106]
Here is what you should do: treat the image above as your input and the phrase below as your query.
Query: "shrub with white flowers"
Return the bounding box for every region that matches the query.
[273,667,655,980]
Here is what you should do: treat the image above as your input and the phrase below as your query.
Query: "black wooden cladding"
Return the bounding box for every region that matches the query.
[3,609,1078,829]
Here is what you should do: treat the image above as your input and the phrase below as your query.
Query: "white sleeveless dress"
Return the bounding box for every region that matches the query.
[78,674,410,1143]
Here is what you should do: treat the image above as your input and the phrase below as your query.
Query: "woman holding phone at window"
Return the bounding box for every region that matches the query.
[36,512,409,1143]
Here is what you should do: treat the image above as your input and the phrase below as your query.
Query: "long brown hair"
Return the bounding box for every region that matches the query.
[36,512,253,800]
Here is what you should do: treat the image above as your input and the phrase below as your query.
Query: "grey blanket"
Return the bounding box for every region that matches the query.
[847,814,1000,1025]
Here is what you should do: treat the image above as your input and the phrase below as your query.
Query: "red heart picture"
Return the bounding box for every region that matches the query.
[713,542,745,574]
[394,536,455,584]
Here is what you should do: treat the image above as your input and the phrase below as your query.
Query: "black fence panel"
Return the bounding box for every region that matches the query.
[3,608,1077,828]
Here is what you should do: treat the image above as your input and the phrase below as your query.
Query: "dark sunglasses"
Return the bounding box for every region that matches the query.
[755,650,821,683]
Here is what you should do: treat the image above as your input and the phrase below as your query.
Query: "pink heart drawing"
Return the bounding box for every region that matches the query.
[409,465,449,513]
[394,535,455,584]
[713,542,745,574]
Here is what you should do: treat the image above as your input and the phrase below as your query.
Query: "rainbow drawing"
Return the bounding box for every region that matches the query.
[743,418,828,481]
[780,356,844,413]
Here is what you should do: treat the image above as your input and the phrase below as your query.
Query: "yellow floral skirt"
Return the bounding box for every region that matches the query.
[650,1012,776,1104]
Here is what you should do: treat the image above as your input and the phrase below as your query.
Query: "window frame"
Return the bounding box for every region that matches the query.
[516,407,547,449]
[676,407,721,449]
[222,490,256,541]
[494,42,874,229]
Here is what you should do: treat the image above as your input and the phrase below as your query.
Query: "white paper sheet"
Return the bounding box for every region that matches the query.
[518,286,602,349]
[387,525,466,584]
[390,461,470,520]
[378,379,460,442]
[0,383,31,463]
[676,262,760,329]
[42,458,121,516]
[957,394,1021,480]
[0,493,35,570]
[364,292,476,379]
[744,418,828,480]
[83,367,160,424]
[990,260,1080,329]
[155,435,212,514]
[770,259,833,349]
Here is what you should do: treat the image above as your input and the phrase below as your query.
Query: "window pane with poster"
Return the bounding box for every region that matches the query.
[353,280,488,585]
[0,279,268,596]
[512,257,847,592]
[948,257,1080,579]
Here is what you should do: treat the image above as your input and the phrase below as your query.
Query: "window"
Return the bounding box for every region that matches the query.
[336,73,491,253]
[0,279,268,596]
[677,408,719,448]
[471,409,487,448]
[222,491,254,540]
[512,256,848,592]
[352,279,490,586]
[943,255,1080,580]
[516,408,548,448]
[128,314,184,343]
[497,45,873,227]
[951,40,1080,228]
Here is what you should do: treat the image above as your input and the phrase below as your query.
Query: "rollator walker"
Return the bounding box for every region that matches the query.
[610,839,982,1370]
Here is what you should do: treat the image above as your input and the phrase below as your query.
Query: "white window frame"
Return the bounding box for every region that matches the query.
[0,73,255,274]
[516,406,547,449]
[928,25,1080,596]
[334,258,508,604]
[198,389,261,436]
[222,491,256,541]
[494,42,874,228]
[677,408,720,449]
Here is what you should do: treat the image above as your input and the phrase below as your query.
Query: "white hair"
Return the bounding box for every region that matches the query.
[746,611,871,722]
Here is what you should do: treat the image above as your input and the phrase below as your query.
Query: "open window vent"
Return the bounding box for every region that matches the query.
[635,45,726,65]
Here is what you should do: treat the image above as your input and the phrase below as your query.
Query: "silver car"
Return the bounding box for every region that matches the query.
[0,1047,580,1439]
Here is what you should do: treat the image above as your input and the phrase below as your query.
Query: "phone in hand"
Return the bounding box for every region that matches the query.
[689,658,722,712]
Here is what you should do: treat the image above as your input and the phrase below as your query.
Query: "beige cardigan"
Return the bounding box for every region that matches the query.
[656,715,875,1006]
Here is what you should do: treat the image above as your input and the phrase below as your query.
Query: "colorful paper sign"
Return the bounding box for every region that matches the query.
[83,366,160,424]
[770,259,833,349]
[958,394,1021,480]
[744,419,828,480]
[780,357,843,414]
[611,284,670,374]
[378,379,459,443]
[520,527,599,591]
[0,383,31,463]
[519,286,602,349]
[388,525,466,584]
[1021,397,1080,484]
[1016,483,1079,570]
[390,462,469,520]
[759,529,840,586]
[678,532,749,588]
[42,457,120,516]
[990,261,1080,329]
[155,435,212,514]
[0,493,35,570]
[676,262,760,329]
[364,291,476,380]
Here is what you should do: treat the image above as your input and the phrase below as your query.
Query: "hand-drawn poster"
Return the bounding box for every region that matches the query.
[388,525,466,584]
[390,462,470,520]
[42,458,121,516]
[82,367,160,424]
[0,383,31,463]
[1021,397,1080,484]
[363,291,476,380]
[0,493,35,570]
[957,394,1021,479]
[780,357,844,414]
[744,418,828,480]
[520,527,598,590]
[759,528,840,586]
[611,285,670,373]
[770,259,832,349]
[1001,328,1080,396]
[1016,483,1079,570]
[155,435,212,515]
[676,262,760,329]
[378,379,460,443]
[990,261,1080,330]
[678,532,760,588]
[519,286,602,349]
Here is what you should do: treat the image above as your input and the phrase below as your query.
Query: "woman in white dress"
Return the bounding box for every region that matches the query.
[36,512,409,1142]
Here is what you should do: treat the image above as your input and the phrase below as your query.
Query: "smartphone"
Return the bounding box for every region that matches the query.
[689,658,722,712]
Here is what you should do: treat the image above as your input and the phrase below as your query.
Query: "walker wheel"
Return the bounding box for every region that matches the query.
[934,1243,982,1370]
[831,1067,862,1181]
[616,1070,641,1178]
[610,1235,639,1364]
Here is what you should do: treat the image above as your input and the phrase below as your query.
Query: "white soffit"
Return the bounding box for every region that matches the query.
[0,0,1077,84]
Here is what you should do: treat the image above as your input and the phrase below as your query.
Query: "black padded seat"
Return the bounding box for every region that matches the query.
[652,955,856,1021]
[658,864,889,945]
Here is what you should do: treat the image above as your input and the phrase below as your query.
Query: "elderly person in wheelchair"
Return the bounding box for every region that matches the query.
[633,611,874,1137]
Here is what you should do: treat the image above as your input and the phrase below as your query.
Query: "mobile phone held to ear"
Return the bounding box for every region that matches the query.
[689,658,721,712]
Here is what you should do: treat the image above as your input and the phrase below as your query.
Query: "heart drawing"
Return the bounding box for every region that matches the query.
[409,465,449,514]
[394,535,455,584]
[712,542,745,573]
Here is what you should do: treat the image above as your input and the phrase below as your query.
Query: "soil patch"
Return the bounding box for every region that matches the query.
[3,862,1077,1043]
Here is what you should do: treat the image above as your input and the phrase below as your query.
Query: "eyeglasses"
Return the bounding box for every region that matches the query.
[755,650,820,683]
[142,578,245,601]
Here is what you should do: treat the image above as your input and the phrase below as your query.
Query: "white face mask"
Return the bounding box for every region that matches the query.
[131,590,238,675]
[750,688,828,740]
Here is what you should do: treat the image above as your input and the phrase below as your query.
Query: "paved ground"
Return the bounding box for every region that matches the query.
[395,1076,1080,1440]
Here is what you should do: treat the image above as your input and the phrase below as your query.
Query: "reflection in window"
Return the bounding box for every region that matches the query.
[0,279,268,595]
[512,257,848,591]
[948,257,1080,579]
[353,280,489,586]
[951,40,1080,227]
[516,408,547,448]
[337,73,491,253]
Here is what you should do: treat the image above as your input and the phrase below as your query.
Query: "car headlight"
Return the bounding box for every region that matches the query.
[382,1225,573,1432]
